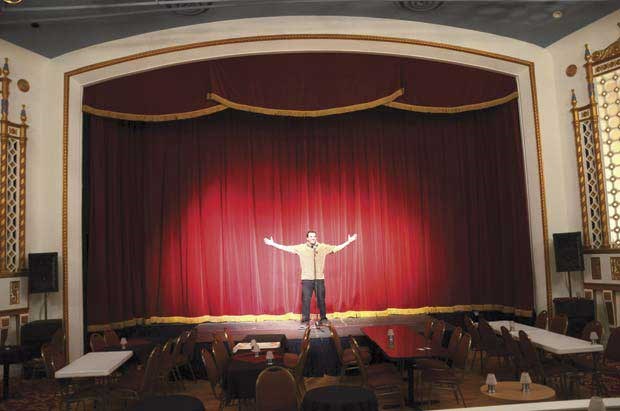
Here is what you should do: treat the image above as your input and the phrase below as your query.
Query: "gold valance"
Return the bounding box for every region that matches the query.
[386,91,519,114]
[82,89,519,122]
[82,104,227,122]
[206,88,405,118]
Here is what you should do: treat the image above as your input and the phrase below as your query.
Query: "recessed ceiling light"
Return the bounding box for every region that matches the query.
[552,10,563,19]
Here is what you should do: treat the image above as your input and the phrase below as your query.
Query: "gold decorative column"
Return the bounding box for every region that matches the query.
[585,45,609,248]
[572,90,591,248]
[0,58,28,275]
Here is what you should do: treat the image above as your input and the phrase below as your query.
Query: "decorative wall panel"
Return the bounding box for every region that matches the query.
[0,58,27,275]
[591,256,602,279]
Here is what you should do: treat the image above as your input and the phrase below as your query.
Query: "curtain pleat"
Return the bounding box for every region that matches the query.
[86,101,533,329]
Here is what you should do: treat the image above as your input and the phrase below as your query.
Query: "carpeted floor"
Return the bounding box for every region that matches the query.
[0,377,58,411]
[1,363,619,411]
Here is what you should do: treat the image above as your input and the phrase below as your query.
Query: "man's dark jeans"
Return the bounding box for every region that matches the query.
[301,279,326,322]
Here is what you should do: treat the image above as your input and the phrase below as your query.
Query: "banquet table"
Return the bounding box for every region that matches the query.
[489,320,604,395]
[55,351,133,378]
[488,321,603,355]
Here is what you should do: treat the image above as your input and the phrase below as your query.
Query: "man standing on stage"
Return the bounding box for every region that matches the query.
[264,231,357,326]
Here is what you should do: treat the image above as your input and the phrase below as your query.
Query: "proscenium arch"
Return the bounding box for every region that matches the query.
[63,33,549,360]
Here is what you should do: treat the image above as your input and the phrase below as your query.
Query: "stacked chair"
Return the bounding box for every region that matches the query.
[500,326,525,378]
[159,336,184,393]
[176,328,198,381]
[464,316,484,373]
[109,345,163,408]
[580,320,603,342]
[428,321,446,359]
[213,329,236,356]
[89,333,106,352]
[548,315,569,335]
[283,325,311,369]
[210,337,232,410]
[423,318,434,343]
[201,347,222,399]
[416,327,462,371]
[535,310,548,329]
[477,318,511,374]
[255,366,298,411]
[329,324,371,378]
[518,330,580,398]
[103,329,121,346]
[350,336,404,410]
[293,339,311,404]
[420,332,471,408]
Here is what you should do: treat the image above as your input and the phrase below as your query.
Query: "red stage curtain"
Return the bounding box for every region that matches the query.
[85,100,533,328]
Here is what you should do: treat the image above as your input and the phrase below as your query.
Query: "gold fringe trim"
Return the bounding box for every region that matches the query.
[86,304,533,332]
[81,89,516,122]
[82,104,228,122]
[206,88,404,117]
[385,91,519,114]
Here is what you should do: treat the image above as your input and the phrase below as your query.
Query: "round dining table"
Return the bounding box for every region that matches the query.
[480,381,556,403]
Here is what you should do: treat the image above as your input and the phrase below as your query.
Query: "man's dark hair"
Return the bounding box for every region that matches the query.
[306,230,317,238]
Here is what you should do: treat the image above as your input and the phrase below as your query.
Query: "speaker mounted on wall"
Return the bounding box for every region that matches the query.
[28,252,58,294]
[552,232,584,298]
[553,232,584,272]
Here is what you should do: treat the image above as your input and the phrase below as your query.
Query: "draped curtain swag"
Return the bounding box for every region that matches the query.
[83,53,518,120]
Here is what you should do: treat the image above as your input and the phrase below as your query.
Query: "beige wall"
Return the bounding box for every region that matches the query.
[0,40,59,347]
[7,11,617,358]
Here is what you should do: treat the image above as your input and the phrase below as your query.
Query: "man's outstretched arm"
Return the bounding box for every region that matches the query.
[264,236,297,253]
[333,233,357,252]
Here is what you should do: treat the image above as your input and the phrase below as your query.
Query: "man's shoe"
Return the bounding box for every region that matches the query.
[319,319,330,326]
[299,320,309,329]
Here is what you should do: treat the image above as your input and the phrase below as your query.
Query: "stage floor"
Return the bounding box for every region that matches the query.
[196,313,432,343]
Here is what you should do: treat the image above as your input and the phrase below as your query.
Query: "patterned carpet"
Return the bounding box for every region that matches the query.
[582,372,620,397]
[0,378,58,411]
[1,369,619,411]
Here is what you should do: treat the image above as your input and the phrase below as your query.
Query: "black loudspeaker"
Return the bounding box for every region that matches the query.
[553,232,584,272]
[28,252,59,293]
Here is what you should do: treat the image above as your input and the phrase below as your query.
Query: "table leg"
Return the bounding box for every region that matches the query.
[407,362,414,405]
[3,363,9,400]
[592,352,605,396]
[405,361,428,411]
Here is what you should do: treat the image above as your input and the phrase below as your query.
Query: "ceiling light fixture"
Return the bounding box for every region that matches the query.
[3,0,24,4]
[164,1,211,16]
[552,10,563,19]
[397,1,444,13]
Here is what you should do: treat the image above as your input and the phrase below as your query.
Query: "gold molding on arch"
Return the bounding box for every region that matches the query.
[591,24,620,64]
[62,34,550,354]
